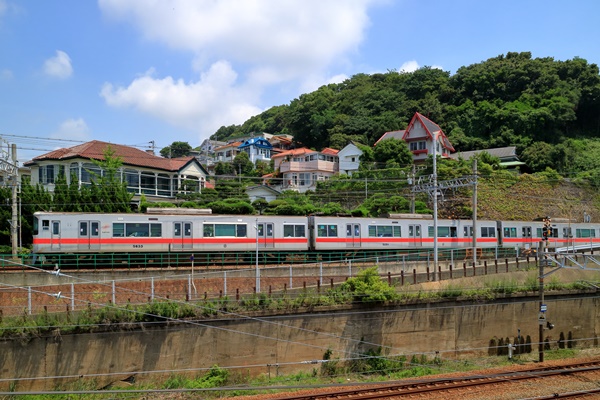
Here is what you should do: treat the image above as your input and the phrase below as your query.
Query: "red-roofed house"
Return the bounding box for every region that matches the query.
[376,112,454,163]
[24,140,209,199]
[271,147,339,192]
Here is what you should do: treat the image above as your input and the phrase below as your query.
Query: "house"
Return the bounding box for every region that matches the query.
[24,140,208,199]
[246,185,281,203]
[214,142,242,163]
[450,146,526,169]
[238,137,272,165]
[337,142,363,176]
[271,147,339,193]
[376,112,455,163]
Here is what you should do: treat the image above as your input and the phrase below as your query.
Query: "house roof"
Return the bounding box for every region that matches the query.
[238,137,273,149]
[246,185,281,195]
[374,130,405,146]
[214,141,243,151]
[450,146,524,167]
[321,148,340,156]
[24,140,207,174]
[403,112,455,152]
[271,148,316,159]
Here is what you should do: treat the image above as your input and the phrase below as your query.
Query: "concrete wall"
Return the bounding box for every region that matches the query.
[1,292,598,391]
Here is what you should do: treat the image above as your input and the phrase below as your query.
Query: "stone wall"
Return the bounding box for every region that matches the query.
[1,291,598,391]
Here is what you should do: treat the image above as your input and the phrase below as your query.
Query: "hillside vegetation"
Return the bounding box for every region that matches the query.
[212,52,600,182]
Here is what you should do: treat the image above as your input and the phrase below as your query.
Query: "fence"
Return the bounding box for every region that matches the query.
[0,249,540,317]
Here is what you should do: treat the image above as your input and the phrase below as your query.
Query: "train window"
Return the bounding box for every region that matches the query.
[52,221,60,235]
[576,228,595,238]
[126,223,150,237]
[284,224,306,237]
[113,223,125,237]
[150,224,162,237]
[481,227,495,237]
[464,226,473,237]
[538,227,557,238]
[205,223,247,237]
[428,226,457,237]
[563,227,573,238]
[409,225,421,237]
[503,227,517,238]
[317,224,338,237]
[42,220,50,231]
[368,225,401,237]
[80,222,88,236]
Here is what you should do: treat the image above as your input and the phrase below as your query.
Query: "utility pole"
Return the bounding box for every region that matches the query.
[472,158,478,267]
[410,164,416,214]
[432,133,439,281]
[0,140,20,260]
[539,217,551,362]
[11,144,18,260]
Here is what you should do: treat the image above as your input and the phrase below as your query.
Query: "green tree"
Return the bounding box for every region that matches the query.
[373,138,413,167]
[232,152,254,176]
[160,141,192,158]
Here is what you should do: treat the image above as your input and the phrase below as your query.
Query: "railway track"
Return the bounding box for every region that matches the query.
[266,360,600,399]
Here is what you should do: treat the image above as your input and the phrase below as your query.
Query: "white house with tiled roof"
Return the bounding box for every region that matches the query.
[24,140,208,199]
[271,147,339,193]
[376,112,455,163]
[214,142,242,163]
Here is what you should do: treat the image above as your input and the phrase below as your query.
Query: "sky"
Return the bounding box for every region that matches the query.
[1,0,599,164]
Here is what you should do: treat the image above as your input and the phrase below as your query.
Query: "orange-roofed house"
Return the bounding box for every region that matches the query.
[271,147,339,193]
[24,140,209,199]
[214,142,242,163]
[376,112,454,163]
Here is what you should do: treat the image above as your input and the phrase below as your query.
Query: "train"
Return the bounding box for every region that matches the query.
[31,209,596,264]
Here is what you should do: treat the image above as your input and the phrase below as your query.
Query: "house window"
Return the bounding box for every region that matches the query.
[409,141,427,151]
[38,165,55,184]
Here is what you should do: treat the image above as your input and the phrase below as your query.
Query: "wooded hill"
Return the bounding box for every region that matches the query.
[211,52,600,181]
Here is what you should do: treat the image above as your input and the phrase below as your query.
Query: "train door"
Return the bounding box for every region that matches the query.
[257,222,274,248]
[409,224,422,247]
[173,221,193,250]
[78,220,100,251]
[522,226,533,248]
[50,220,61,250]
[346,223,361,248]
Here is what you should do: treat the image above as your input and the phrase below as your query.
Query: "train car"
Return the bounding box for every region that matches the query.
[498,218,600,252]
[32,211,310,254]
[308,215,500,251]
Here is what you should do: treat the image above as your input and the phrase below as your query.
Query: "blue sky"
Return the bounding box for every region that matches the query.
[1,0,599,163]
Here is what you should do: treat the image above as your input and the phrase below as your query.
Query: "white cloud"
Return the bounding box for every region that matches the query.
[43,50,73,79]
[399,61,444,73]
[99,1,374,74]
[100,61,262,140]
[399,61,419,73]
[0,68,12,80]
[98,0,383,141]
[51,118,91,141]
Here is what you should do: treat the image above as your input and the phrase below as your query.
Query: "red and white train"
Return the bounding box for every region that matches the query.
[31,210,596,256]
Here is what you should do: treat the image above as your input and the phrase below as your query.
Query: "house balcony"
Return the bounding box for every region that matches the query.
[278,161,338,174]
